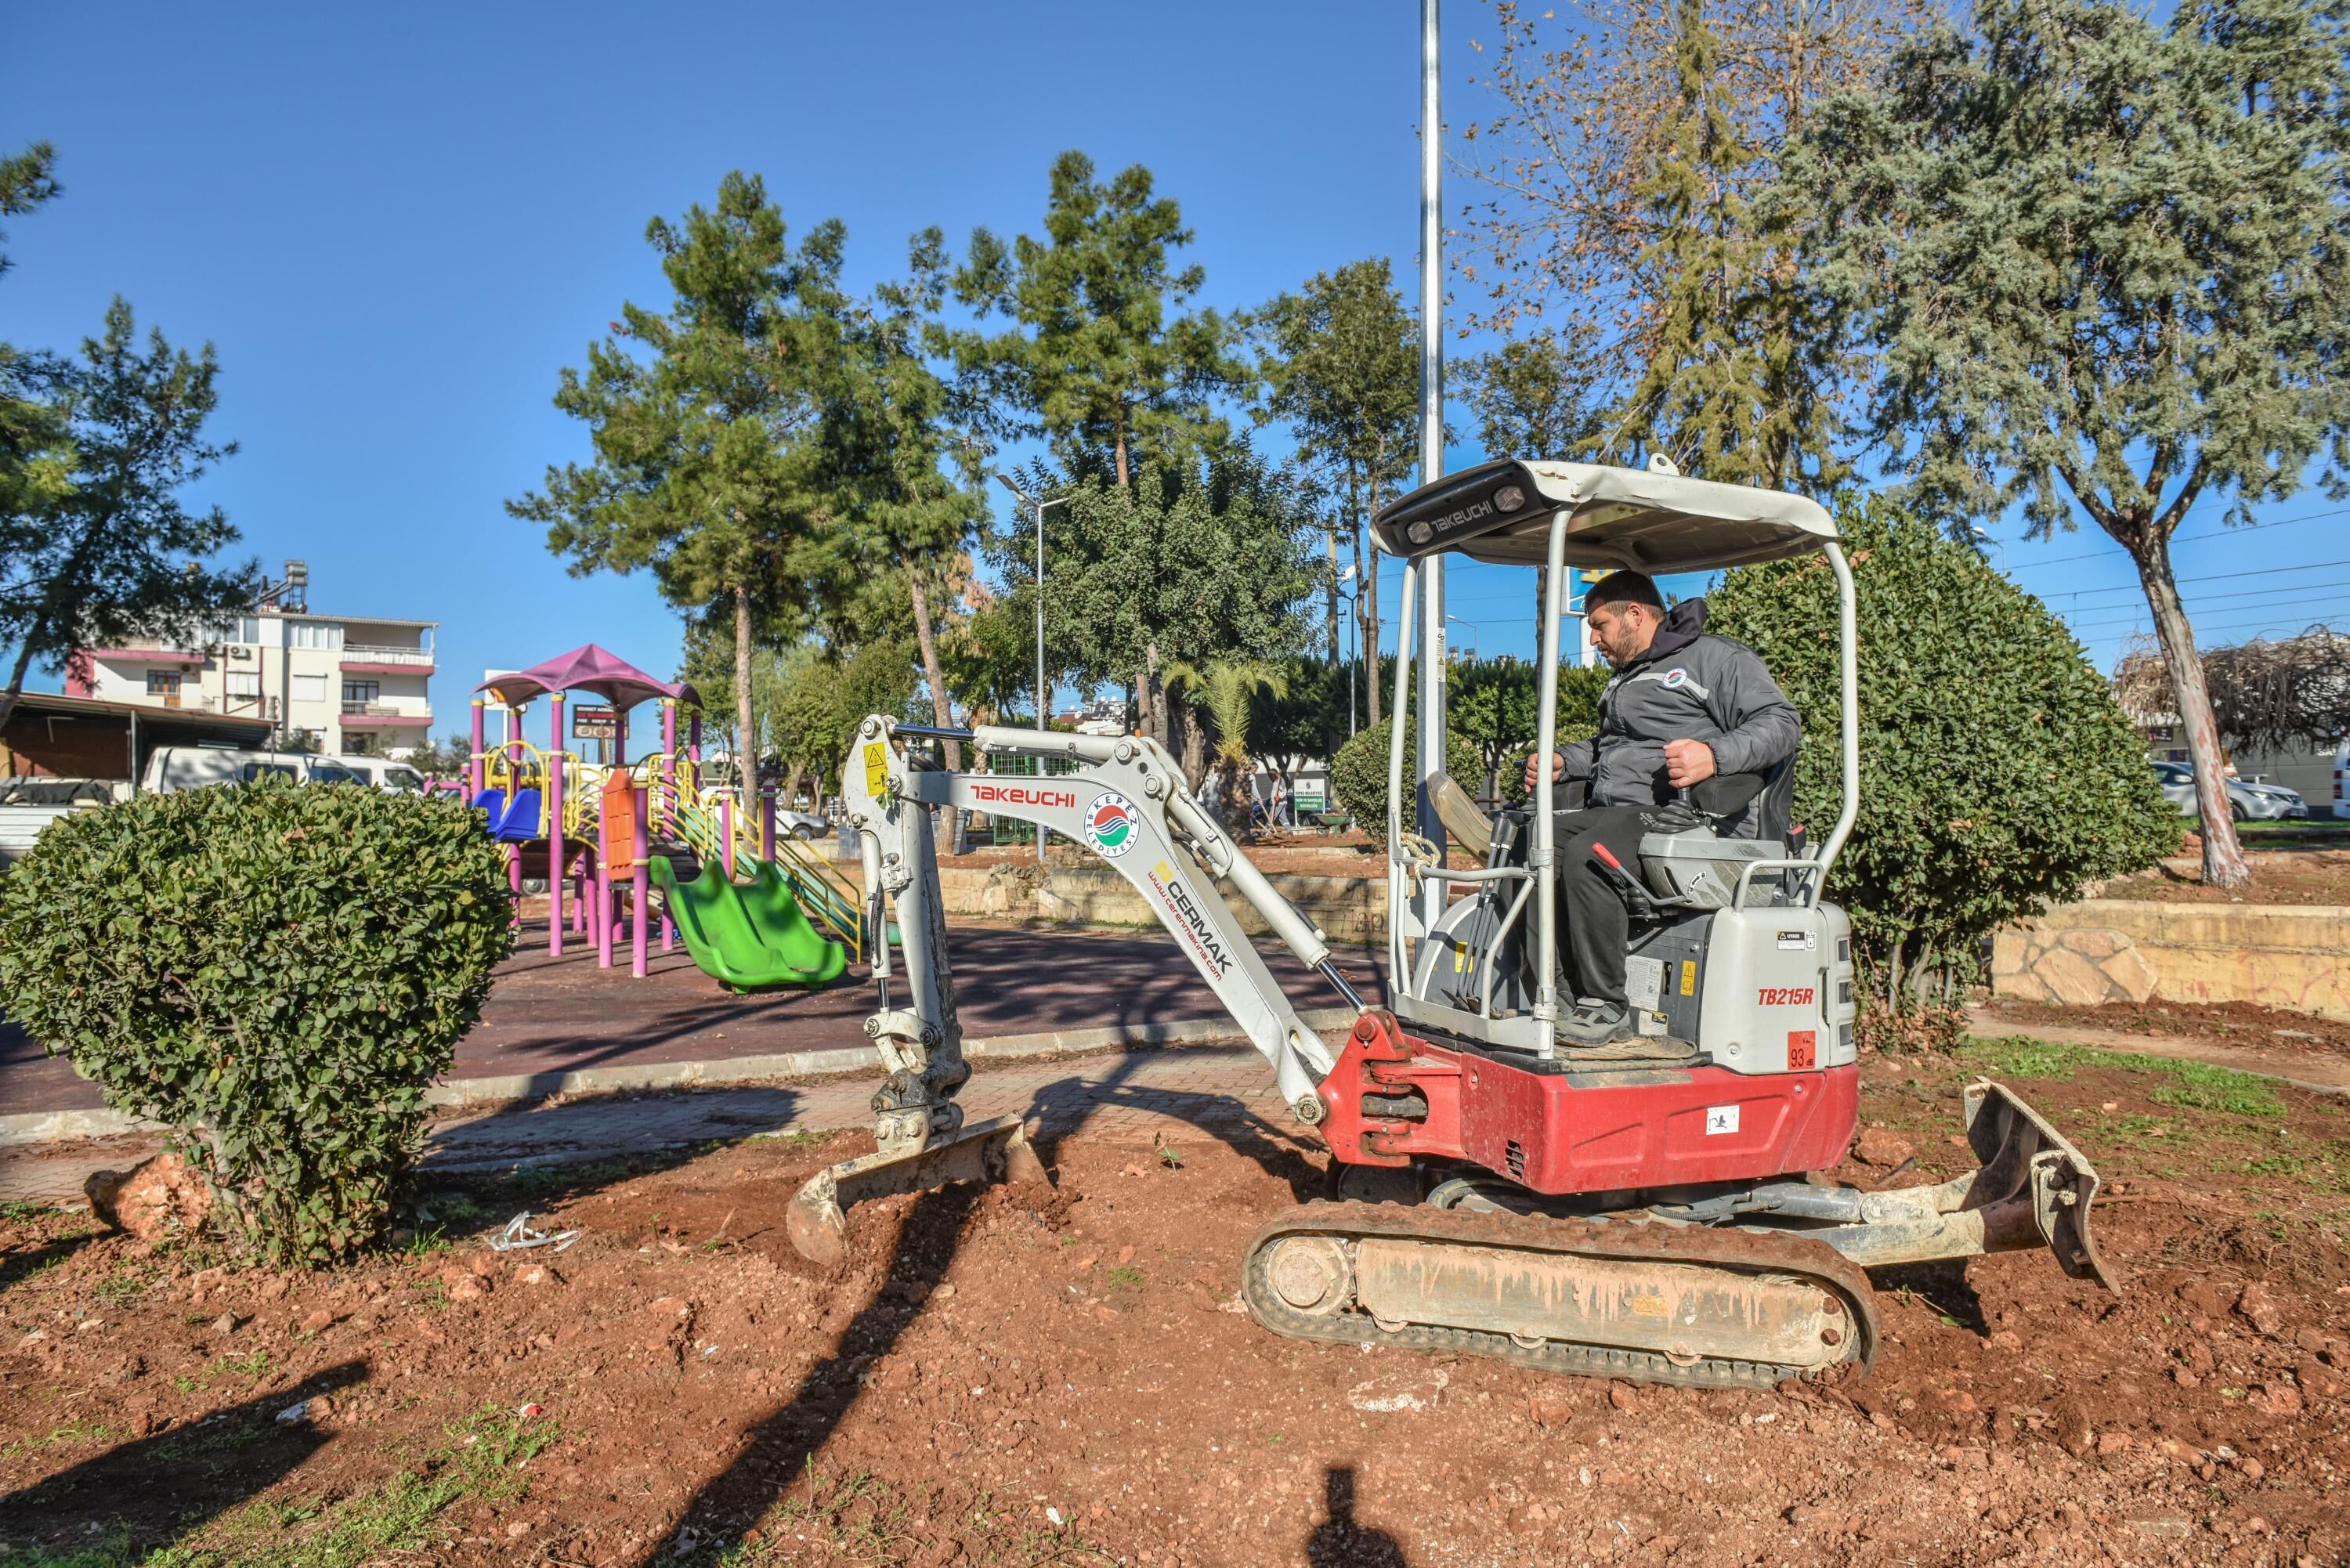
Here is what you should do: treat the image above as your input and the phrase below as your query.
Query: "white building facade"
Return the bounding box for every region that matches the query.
[70,611,437,757]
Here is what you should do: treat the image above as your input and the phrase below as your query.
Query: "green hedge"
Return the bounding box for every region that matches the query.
[1329,717,1484,851]
[0,781,514,1263]
[1708,498,2180,1004]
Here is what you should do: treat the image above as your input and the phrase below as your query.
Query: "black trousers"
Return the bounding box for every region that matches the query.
[1544,805,1652,1006]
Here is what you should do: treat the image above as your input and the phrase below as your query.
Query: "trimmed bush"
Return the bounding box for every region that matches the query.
[1329,717,1483,850]
[0,781,514,1263]
[1707,498,2180,1010]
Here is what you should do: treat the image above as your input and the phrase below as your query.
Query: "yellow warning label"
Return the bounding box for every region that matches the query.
[1452,941,1469,973]
[862,742,889,797]
[1680,959,1697,996]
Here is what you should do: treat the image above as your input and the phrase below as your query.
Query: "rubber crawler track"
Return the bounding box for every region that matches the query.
[1240,1201,1881,1392]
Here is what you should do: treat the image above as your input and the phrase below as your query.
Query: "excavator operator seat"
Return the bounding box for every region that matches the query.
[1632,757,1802,911]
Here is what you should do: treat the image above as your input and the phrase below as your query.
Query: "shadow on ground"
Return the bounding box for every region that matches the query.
[2,1361,369,1549]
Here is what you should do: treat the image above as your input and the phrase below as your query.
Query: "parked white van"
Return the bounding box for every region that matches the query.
[328,755,428,793]
[139,746,371,793]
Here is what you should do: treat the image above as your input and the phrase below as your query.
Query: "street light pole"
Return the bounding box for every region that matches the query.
[1415,0,1448,938]
[996,473,1070,867]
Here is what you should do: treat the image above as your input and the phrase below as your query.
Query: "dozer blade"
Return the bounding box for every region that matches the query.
[1242,1201,1878,1390]
[786,1115,1043,1267]
[1960,1076,2117,1292]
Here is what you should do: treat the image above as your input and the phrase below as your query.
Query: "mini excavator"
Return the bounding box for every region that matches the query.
[786,459,2114,1389]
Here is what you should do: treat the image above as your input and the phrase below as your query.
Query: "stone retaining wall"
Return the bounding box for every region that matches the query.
[867,863,1387,948]
[1993,900,2350,1019]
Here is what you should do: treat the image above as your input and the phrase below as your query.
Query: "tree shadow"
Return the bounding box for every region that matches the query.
[645,1183,980,1560]
[1306,1466,1411,1567]
[2,1360,370,1548]
[1,1229,100,1294]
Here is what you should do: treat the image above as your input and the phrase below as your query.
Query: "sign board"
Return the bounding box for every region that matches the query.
[572,706,617,741]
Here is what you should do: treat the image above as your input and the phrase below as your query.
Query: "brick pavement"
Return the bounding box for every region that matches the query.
[2,922,1384,1116]
[0,1038,1297,1209]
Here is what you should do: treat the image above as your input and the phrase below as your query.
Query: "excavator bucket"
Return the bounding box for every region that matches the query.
[786,1116,1043,1267]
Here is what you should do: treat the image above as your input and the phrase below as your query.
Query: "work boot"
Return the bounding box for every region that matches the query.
[1558,998,1634,1046]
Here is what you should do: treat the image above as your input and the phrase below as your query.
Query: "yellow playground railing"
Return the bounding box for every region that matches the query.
[647,757,866,960]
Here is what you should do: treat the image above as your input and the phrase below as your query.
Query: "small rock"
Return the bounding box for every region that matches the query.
[2172,1366,2200,1389]
[2292,1326,2329,1353]
[1117,1245,1136,1265]
[1987,1329,2023,1352]
[2096,1431,2133,1456]
[2186,1341,2216,1374]
[517,1266,548,1287]
[1853,1127,1915,1167]
[297,1309,334,1335]
[506,1521,530,1538]
[255,1275,289,1302]
[2236,1456,2266,1482]
[1607,1382,1637,1413]
[2178,1279,2232,1318]
[275,1400,313,1425]
[2251,1384,2303,1417]
[209,1313,240,1337]
[2236,1281,2286,1338]
[440,1265,490,1304]
[1529,1394,1574,1428]
[935,1284,955,1300]
[2053,1400,2094,1458]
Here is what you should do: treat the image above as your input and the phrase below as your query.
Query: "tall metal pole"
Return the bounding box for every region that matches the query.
[1035,495,1048,866]
[1414,0,1448,934]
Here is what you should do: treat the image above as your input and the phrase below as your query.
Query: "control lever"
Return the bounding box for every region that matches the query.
[1587,840,1694,918]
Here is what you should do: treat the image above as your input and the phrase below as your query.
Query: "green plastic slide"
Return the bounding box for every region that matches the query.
[648,854,848,990]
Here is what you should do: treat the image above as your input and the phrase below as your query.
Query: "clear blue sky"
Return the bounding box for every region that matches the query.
[8,1,2343,741]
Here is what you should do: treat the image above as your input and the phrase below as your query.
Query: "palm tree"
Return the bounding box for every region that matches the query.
[1163,659,1288,830]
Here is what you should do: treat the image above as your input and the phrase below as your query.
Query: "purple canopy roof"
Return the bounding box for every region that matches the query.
[475,644,700,711]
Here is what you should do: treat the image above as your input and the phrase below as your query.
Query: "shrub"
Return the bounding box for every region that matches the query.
[0,781,513,1263]
[1707,498,2180,1013]
[1329,716,1483,850]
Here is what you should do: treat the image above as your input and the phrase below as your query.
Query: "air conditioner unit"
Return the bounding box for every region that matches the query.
[230,646,253,661]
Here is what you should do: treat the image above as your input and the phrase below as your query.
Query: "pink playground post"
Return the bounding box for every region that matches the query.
[547,692,566,957]
[468,698,486,798]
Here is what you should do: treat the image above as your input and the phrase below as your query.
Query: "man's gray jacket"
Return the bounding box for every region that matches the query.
[1556,598,1800,839]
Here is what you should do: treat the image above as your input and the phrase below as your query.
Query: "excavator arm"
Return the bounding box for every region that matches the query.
[786,717,1360,1263]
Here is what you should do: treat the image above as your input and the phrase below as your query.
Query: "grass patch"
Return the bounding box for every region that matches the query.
[1960,1035,2286,1118]
[703,1465,1115,1567]
[172,1349,276,1396]
[118,1404,562,1567]
[0,1417,121,1463]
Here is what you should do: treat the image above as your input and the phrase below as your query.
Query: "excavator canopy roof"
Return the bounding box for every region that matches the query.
[1370,458,1838,574]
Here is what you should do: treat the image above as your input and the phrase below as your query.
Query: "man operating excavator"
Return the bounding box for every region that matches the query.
[1520,569,1801,1046]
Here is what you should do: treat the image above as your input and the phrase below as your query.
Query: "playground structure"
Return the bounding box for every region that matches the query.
[468,645,861,988]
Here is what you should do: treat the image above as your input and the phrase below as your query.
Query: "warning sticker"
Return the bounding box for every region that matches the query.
[1679,959,1697,996]
[1705,1105,1740,1136]
[862,742,889,797]
[1777,928,1818,952]
[1637,1010,1669,1037]
[1625,955,1665,1011]
[1787,1030,1817,1070]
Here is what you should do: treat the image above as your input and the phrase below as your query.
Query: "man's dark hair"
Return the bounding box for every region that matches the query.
[1585,570,1665,615]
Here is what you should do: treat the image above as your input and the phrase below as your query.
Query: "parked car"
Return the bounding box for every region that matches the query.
[2150,761,2309,822]
[328,754,428,793]
[141,746,369,793]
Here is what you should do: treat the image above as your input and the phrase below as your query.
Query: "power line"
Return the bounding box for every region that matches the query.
[2061,580,2350,630]
[2042,555,2350,605]
[2007,502,2350,569]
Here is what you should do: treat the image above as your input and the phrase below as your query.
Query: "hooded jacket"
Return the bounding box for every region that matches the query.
[1556,598,1800,839]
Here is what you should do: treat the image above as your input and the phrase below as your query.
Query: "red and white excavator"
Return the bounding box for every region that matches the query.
[787,458,2113,1389]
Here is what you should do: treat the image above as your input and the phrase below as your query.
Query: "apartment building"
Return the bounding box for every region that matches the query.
[70,586,437,757]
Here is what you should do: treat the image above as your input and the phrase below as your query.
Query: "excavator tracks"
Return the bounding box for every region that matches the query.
[1241,1201,1879,1391]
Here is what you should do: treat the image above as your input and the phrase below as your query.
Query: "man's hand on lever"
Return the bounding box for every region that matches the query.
[1524,750,1566,794]
[1663,739,1717,789]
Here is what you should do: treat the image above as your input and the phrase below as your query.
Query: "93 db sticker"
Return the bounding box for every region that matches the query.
[1085,792,1140,858]
[1705,1104,1740,1136]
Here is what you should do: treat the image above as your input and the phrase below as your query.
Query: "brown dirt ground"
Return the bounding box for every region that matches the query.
[1978,996,2350,1075]
[2096,850,2350,908]
[5,1053,2348,1568]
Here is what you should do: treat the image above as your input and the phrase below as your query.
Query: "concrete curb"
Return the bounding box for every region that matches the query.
[0,1006,1361,1148]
